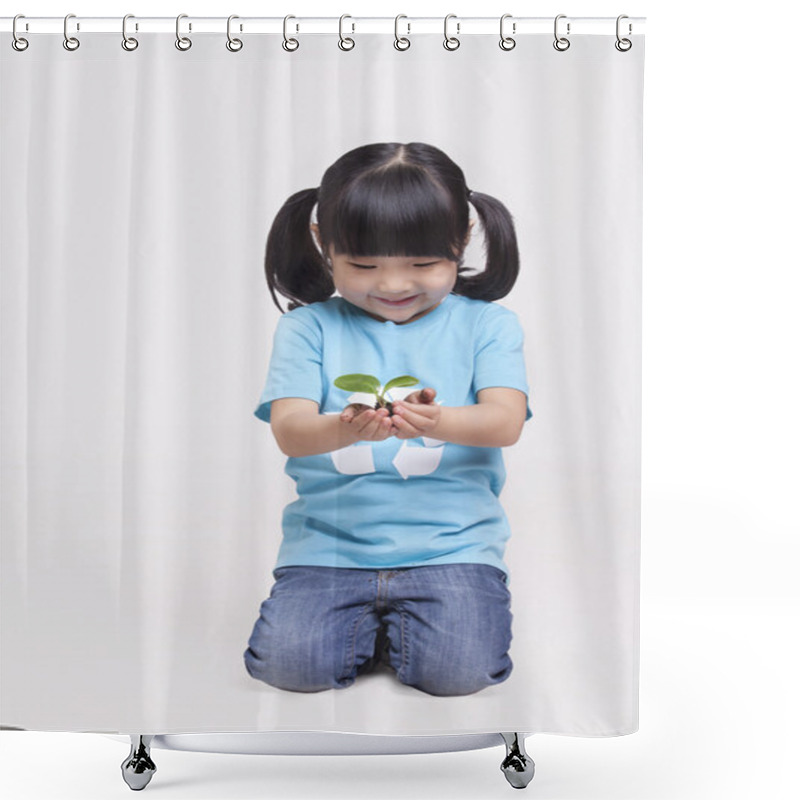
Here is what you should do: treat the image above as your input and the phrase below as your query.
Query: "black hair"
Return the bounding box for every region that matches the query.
[265,142,519,312]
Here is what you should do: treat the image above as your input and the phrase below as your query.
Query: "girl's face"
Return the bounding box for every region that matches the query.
[311,223,472,325]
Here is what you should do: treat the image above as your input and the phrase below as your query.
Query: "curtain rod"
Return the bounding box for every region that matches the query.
[1,16,646,36]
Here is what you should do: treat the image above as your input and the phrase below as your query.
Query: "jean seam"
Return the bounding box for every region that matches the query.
[397,603,410,684]
[342,605,374,685]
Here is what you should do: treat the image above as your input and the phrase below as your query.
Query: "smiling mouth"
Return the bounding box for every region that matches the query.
[375,295,419,307]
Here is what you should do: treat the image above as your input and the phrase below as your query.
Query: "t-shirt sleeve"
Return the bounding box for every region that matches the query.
[254,310,323,423]
[474,304,533,421]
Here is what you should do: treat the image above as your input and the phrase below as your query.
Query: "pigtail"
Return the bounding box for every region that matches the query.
[265,187,335,313]
[455,190,520,301]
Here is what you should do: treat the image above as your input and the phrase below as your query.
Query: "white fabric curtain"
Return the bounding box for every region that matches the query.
[1,30,643,735]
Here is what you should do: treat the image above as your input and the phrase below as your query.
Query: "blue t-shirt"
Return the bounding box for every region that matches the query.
[255,293,532,577]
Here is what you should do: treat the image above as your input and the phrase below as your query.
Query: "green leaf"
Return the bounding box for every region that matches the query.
[334,374,381,394]
[383,375,420,393]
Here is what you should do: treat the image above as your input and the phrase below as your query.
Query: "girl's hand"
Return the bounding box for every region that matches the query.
[340,404,395,441]
[340,403,371,423]
[390,389,442,440]
[399,387,437,406]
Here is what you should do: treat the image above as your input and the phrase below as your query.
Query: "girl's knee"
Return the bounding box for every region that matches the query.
[244,588,383,692]
[243,641,350,692]
[244,608,359,692]
[398,651,513,697]
[403,666,512,697]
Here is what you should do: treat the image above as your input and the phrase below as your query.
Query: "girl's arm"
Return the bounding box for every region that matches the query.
[391,387,527,448]
[270,397,394,457]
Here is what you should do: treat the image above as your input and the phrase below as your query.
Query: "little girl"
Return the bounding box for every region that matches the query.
[244,142,532,697]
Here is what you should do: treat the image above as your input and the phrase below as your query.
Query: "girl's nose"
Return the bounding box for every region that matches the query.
[377,272,413,294]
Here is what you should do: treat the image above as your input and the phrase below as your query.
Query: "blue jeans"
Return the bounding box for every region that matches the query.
[243,563,513,697]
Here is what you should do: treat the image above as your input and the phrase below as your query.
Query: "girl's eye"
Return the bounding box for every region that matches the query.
[346,259,441,269]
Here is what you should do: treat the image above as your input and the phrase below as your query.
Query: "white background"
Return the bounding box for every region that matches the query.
[1,1,797,799]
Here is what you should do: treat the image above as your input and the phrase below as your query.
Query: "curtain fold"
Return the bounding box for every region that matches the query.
[1,31,643,735]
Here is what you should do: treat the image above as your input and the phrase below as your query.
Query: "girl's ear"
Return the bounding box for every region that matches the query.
[465,218,476,246]
[310,223,331,264]
[310,223,322,250]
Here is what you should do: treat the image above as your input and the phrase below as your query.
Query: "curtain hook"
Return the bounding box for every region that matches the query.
[444,14,460,51]
[12,14,29,51]
[283,15,299,51]
[226,15,243,52]
[553,14,571,51]
[394,15,411,51]
[122,14,139,51]
[499,14,516,51]
[175,14,192,51]
[615,15,632,52]
[338,14,355,51]
[63,13,80,51]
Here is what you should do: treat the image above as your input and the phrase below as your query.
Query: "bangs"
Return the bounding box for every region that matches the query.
[326,167,466,260]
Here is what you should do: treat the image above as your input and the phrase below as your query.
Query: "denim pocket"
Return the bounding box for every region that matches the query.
[486,565,509,584]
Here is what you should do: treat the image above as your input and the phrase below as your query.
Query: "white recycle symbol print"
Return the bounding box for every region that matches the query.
[329,386,446,480]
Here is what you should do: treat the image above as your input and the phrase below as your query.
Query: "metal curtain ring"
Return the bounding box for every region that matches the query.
[227,15,243,51]
[394,15,410,51]
[12,14,29,51]
[122,14,139,51]
[499,14,516,51]
[615,14,632,51]
[176,14,192,50]
[443,14,460,51]
[338,14,355,51]
[553,14,570,51]
[63,13,80,51]
[283,15,299,51]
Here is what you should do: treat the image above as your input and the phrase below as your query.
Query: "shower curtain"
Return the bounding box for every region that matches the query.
[1,21,644,736]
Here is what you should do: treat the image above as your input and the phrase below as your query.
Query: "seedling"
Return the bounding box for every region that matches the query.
[334,373,419,414]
